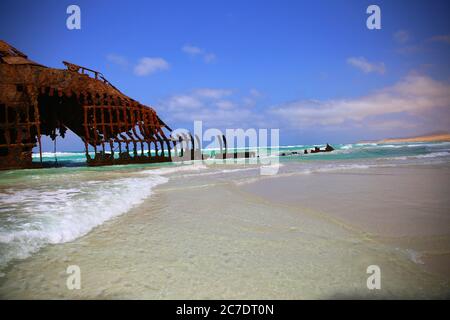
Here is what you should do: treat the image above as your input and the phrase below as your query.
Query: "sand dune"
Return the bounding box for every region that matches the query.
[360,133,450,144]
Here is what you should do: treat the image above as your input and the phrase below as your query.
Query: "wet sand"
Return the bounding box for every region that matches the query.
[0,164,449,299]
[239,165,450,279]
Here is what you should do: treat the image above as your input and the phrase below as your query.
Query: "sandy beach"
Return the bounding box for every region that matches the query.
[1,143,449,299]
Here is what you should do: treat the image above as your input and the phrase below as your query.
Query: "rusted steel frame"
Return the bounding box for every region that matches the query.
[14,108,23,145]
[140,108,151,138]
[91,105,99,155]
[143,109,158,157]
[133,107,146,157]
[157,134,165,158]
[0,121,40,128]
[150,112,164,157]
[134,108,146,157]
[121,104,134,155]
[152,110,167,140]
[99,105,107,154]
[0,143,35,148]
[116,105,129,154]
[128,104,142,157]
[114,105,125,153]
[137,108,152,158]
[138,108,155,158]
[130,106,146,157]
[113,107,122,154]
[107,104,115,158]
[160,133,171,159]
[132,106,148,156]
[81,120,143,126]
[83,106,91,159]
[4,105,11,146]
[23,105,32,145]
[153,130,167,158]
[139,108,152,156]
[156,121,172,159]
[33,100,42,163]
[93,94,104,158]
[151,112,165,158]
[64,61,100,80]
[122,104,138,157]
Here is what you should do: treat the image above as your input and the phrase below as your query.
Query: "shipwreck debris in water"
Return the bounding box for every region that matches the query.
[279,144,335,157]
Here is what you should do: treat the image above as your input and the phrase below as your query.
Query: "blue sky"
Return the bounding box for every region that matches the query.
[1,0,449,150]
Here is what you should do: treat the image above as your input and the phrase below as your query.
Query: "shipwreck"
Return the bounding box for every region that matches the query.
[0,40,175,170]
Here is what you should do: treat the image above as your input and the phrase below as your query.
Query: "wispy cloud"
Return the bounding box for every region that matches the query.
[193,88,232,99]
[182,44,216,63]
[393,30,410,44]
[106,53,129,68]
[159,74,449,138]
[395,32,450,55]
[394,30,421,55]
[160,88,264,128]
[182,45,203,55]
[347,57,386,74]
[269,74,450,130]
[204,53,216,63]
[107,54,169,76]
[133,57,170,76]
[428,34,450,44]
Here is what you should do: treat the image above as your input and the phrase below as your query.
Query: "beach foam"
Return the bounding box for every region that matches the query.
[0,171,168,270]
[139,163,208,176]
[32,152,86,158]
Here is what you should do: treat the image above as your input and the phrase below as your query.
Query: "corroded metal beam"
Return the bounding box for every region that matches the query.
[0,40,172,169]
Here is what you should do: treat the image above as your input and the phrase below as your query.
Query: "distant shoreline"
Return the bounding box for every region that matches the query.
[359,133,450,144]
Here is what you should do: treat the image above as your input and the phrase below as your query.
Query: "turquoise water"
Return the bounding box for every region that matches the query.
[0,141,449,273]
[29,141,450,166]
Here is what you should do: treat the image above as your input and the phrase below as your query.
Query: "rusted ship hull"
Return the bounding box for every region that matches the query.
[0,41,173,170]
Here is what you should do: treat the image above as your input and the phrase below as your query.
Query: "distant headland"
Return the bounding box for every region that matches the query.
[359,132,450,144]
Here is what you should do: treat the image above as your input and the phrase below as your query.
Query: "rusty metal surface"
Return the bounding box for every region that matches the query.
[0,40,173,169]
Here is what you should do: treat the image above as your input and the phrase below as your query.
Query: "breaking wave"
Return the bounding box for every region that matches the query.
[0,171,168,270]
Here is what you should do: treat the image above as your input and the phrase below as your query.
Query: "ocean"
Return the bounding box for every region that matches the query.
[0,141,449,298]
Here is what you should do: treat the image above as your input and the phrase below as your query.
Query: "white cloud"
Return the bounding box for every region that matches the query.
[182,45,203,55]
[204,53,216,63]
[133,57,170,76]
[215,100,236,110]
[347,57,386,74]
[193,88,232,99]
[182,44,216,63]
[160,89,266,128]
[394,30,410,44]
[106,53,129,67]
[249,89,262,97]
[269,74,450,129]
[159,75,450,137]
[166,95,203,111]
